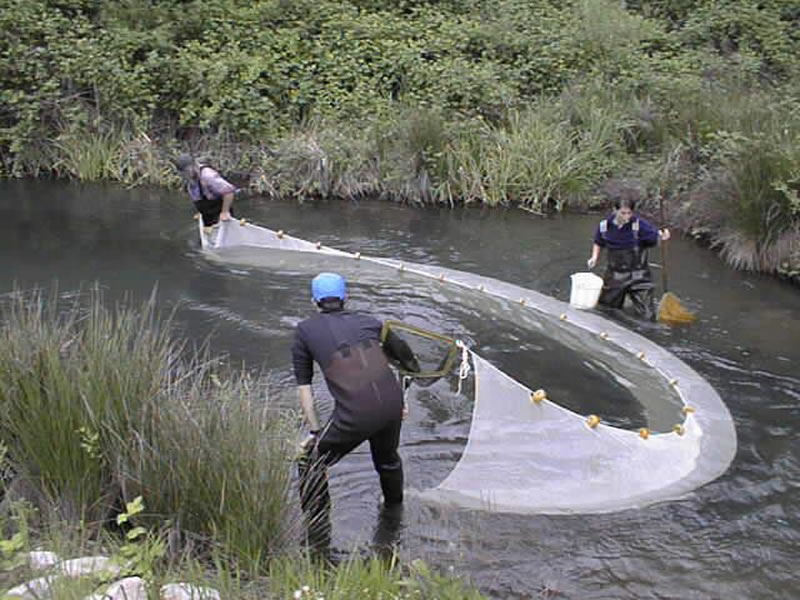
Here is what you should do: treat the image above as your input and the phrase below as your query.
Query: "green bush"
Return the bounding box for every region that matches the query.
[1,0,799,272]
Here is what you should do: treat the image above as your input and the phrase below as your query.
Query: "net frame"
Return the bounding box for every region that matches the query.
[379,320,460,378]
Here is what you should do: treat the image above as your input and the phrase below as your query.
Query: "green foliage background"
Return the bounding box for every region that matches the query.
[1,0,799,273]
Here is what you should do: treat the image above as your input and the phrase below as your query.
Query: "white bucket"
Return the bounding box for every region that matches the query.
[569,272,604,310]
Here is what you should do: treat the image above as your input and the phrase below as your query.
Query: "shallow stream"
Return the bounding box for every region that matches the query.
[1,180,798,599]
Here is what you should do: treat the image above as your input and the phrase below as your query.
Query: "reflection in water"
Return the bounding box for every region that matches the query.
[1,181,799,599]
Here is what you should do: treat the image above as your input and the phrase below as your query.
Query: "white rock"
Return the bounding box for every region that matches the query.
[27,550,60,570]
[160,583,221,600]
[59,555,121,578]
[87,577,147,600]
[5,575,57,599]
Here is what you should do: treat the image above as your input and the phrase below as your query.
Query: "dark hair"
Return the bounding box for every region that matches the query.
[175,153,194,171]
[613,197,637,211]
[317,297,345,311]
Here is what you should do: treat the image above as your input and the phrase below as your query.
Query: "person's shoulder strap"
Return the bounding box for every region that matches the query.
[197,165,214,181]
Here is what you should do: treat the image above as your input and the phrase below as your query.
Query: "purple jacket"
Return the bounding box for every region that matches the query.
[187,166,236,204]
[593,214,659,251]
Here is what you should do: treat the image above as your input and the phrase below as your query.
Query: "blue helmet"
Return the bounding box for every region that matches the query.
[311,272,347,303]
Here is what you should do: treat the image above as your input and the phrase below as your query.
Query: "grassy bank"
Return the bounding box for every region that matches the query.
[1,0,798,276]
[0,288,295,571]
[0,289,486,597]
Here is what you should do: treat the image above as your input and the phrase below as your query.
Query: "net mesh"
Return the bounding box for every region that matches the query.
[381,321,459,383]
[202,219,737,514]
[658,291,697,325]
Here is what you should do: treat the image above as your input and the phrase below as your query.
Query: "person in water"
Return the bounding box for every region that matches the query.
[587,197,670,321]
[292,272,419,553]
[175,153,236,226]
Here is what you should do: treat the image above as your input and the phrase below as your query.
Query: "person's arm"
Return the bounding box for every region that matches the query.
[292,328,319,431]
[297,385,321,432]
[202,169,237,221]
[219,192,234,221]
[587,243,602,269]
[379,325,418,421]
[638,218,661,248]
[382,329,420,374]
[588,223,605,269]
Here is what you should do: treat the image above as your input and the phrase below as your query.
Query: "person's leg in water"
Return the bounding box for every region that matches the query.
[368,418,404,506]
[367,418,404,559]
[598,268,629,310]
[297,427,363,559]
[372,502,404,561]
[628,280,656,321]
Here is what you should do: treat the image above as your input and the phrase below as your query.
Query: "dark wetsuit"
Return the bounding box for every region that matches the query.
[292,307,417,548]
[594,214,659,320]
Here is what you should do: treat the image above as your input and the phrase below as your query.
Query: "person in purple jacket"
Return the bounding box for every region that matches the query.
[175,154,237,226]
[586,197,670,320]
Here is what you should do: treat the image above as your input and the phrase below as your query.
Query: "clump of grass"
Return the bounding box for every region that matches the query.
[706,132,800,271]
[0,514,489,600]
[655,78,800,271]
[247,108,453,205]
[0,290,122,523]
[445,99,626,211]
[0,288,295,571]
[374,107,451,205]
[270,555,486,600]
[123,366,295,572]
[263,125,380,201]
[49,115,178,187]
[117,131,176,187]
[50,119,132,182]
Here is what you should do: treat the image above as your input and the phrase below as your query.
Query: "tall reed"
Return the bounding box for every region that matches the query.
[445,100,626,211]
[50,122,131,182]
[0,289,295,571]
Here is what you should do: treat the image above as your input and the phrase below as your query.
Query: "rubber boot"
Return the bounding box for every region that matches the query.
[372,502,404,561]
[378,460,404,506]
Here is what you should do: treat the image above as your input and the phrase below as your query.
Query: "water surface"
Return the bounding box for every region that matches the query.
[1,180,798,599]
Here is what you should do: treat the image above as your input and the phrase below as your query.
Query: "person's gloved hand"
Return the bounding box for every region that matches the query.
[659,228,671,241]
[587,256,597,269]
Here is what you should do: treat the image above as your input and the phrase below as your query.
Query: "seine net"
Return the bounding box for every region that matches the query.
[202,219,737,514]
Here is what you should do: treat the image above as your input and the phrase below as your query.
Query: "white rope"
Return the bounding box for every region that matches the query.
[455,340,471,395]
[402,375,413,401]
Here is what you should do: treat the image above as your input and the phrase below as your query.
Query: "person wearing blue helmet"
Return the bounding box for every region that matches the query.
[292,272,419,552]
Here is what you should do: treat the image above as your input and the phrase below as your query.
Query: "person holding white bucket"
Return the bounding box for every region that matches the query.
[586,197,670,320]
